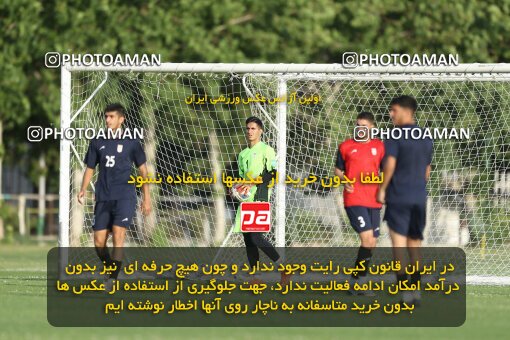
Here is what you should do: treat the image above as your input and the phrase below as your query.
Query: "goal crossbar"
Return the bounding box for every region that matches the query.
[64,62,510,74]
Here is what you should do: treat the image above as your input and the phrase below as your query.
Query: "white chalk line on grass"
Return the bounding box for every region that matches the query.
[0,268,46,272]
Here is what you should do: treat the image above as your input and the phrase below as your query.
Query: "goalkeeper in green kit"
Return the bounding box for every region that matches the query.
[232,116,289,285]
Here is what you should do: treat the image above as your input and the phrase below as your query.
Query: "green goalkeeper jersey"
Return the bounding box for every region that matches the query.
[233,141,276,232]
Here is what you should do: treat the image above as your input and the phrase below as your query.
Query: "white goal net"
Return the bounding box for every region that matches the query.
[59,64,510,283]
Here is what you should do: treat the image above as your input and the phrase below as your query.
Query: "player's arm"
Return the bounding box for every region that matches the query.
[425,139,433,182]
[238,149,264,195]
[237,152,252,195]
[377,155,396,204]
[334,167,344,178]
[78,167,94,205]
[334,146,353,193]
[133,140,151,215]
[425,164,431,182]
[78,140,98,205]
[138,163,152,216]
[260,145,277,183]
[377,138,397,204]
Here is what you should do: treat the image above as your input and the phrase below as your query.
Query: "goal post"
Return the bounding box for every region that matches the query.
[59,66,71,248]
[276,78,287,249]
[59,63,510,284]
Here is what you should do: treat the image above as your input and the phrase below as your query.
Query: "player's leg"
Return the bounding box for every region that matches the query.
[385,203,414,303]
[406,202,426,263]
[385,203,412,266]
[94,229,110,262]
[359,230,377,248]
[345,207,378,295]
[249,232,280,263]
[406,203,427,305]
[242,232,288,285]
[407,237,422,306]
[388,228,415,304]
[356,230,376,272]
[109,199,136,280]
[346,207,376,277]
[111,225,126,260]
[249,232,291,285]
[242,232,263,284]
[92,201,113,266]
[242,232,281,266]
[358,207,380,267]
[389,228,408,268]
[242,232,260,269]
[356,207,380,278]
[407,236,422,284]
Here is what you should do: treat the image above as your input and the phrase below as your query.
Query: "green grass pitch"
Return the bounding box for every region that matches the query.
[1,244,509,339]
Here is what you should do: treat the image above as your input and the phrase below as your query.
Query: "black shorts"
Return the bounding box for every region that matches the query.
[345,206,381,237]
[93,199,137,231]
[384,202,426,240]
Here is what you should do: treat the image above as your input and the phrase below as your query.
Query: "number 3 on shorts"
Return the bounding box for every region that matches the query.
[358,216,366,228]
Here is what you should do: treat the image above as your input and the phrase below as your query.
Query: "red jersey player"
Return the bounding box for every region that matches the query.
[334,112,384,294]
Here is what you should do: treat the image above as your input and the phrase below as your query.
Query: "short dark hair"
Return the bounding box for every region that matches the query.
[390,95,417,113]
[104,103,126,117]
[246,116,263,130]
[356,111,375,124]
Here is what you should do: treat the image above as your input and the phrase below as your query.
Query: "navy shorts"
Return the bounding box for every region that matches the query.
[345,206,381,237]
[384,203,426,240]
[93,199,137,231]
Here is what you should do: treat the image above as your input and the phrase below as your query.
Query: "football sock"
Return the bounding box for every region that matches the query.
[351,246,372,279]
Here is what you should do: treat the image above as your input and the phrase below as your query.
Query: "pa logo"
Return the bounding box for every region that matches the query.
[240,202,271,232]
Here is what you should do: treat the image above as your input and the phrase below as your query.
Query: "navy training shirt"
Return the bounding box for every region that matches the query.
[84,138,146,201]
[384,124,433,204]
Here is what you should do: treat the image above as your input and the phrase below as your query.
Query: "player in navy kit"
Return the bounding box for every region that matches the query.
[335,112,384,294]
[377,95,433,305]
[78,103,151,283]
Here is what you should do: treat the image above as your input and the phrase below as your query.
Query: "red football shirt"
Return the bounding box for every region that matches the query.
[337,138,385,208]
